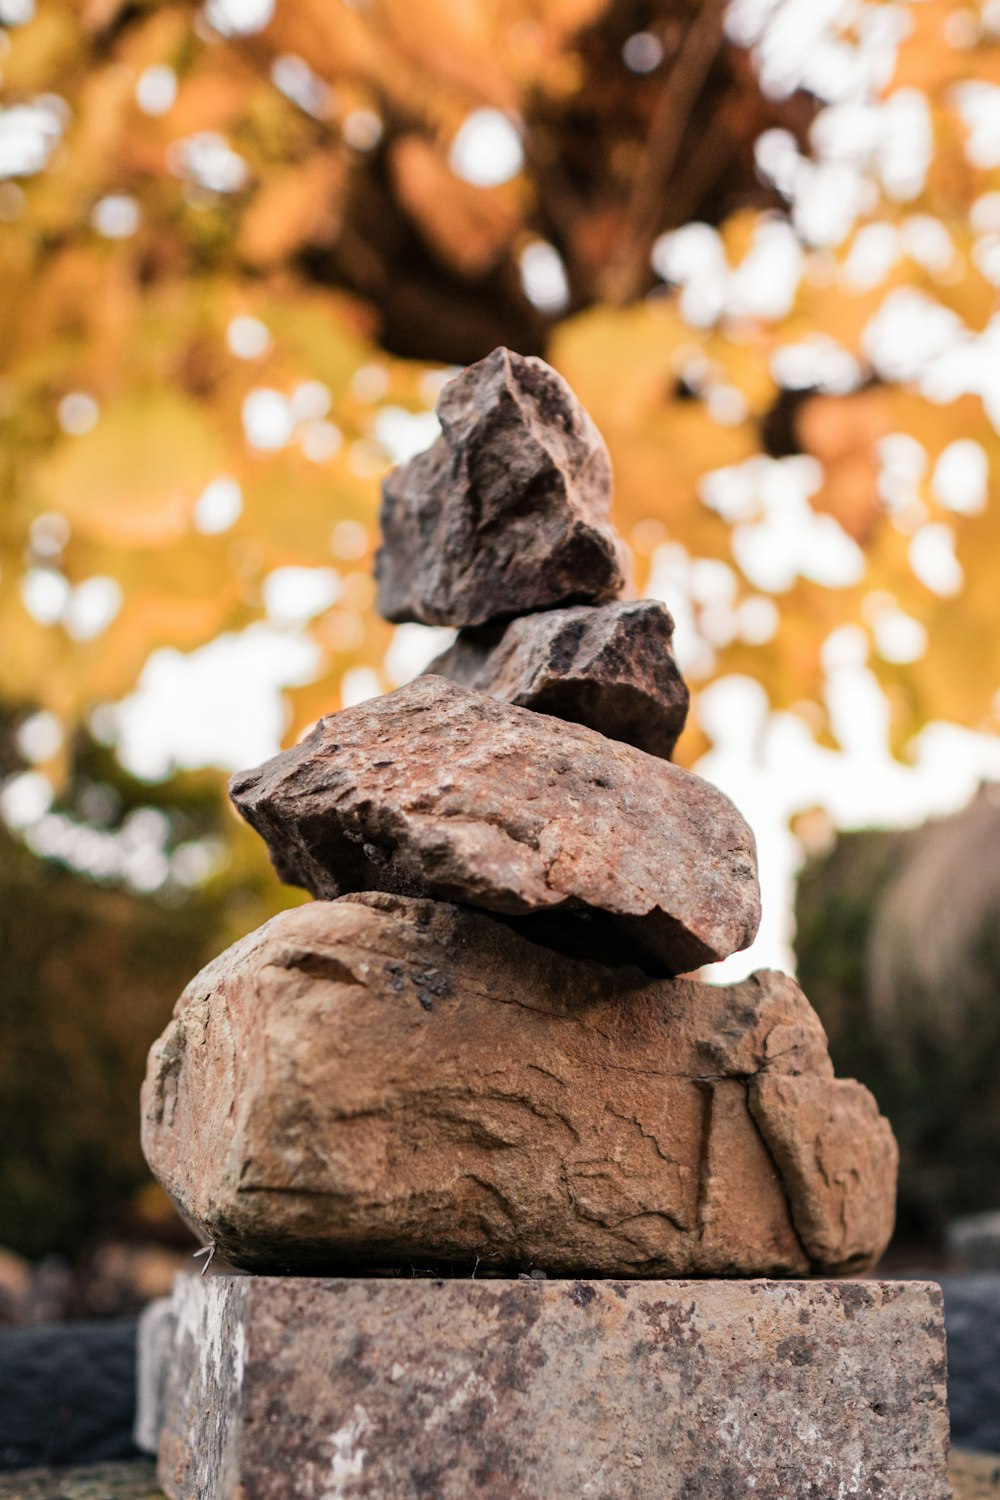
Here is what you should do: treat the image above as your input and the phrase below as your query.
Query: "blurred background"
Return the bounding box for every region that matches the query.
[1,0,1000,1321]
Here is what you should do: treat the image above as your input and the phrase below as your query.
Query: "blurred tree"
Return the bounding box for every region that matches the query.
[0,0,997,785]
[0,819,217,1257]
[1,0,999,1254]
[796,786,1000,1244]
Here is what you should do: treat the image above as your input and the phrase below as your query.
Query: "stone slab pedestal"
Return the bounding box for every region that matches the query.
[156,1274,950,1500]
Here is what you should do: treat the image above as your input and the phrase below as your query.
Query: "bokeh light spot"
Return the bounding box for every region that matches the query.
[57,392,99,435]
[227,315,272,359]
[242,388,293,451]
[204,0,274,37]
[91,194,140,239]
[342,109,383,152]
[194,476,243,534]
[519,241,570,314]
[135,65,177,117]
[622,32,664,74]
[330,520,368,562]
[449,109,523,187]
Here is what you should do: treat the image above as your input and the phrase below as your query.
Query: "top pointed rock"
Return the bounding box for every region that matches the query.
[375,348,628,627]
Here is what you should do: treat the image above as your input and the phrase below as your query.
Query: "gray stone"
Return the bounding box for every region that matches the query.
[937,1273,1000,1454]
[156,1273,951,1500]
[133,1299,176,1459]
[424,600,689,759]
[141,895,897,1279]
[375,348,627,627]
[0,1319,139,1472]
[228,675,760,976]
[948,1212,1000,1271]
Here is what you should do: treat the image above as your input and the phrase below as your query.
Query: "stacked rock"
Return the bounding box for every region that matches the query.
[140,351,957,1500]
[142,348,898,1281]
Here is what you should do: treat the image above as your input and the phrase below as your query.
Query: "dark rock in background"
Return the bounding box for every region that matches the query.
[948,1213,1000,1272]
[424,600,689,759]
[937,1276,1000,1454]
[0,1319,139,1472]
[795,785,1000,1245]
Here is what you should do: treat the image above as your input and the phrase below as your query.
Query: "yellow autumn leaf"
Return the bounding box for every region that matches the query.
[34,393,226,548]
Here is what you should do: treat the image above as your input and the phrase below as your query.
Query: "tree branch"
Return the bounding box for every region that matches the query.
[601,0,728,305]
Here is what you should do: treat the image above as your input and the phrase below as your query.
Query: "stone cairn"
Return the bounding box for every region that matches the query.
[141,349,951,1499]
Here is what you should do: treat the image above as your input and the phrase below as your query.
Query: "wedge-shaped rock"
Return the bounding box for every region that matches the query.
[141,894,898,1277]
[229,675,758,975]
[375,348,627,626]
[424,600,689,759]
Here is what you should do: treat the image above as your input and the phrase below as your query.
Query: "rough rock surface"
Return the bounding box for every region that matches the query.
[375,348,627,626]
[424,600,689,759]
[141,894,897,1277]
[749,1075,899,1269]
[156,1274,950,1500]
[229,675,759,975]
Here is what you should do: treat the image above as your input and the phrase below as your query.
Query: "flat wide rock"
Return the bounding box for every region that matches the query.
[375,348,627,626]
[156,1273,950,1500]
[424,600,689,759]
[229,675,759,975]
[141,894,897,1278]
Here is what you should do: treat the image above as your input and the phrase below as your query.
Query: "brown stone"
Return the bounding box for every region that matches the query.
[156,1273,951,1500]
[141,894,896,1277]
[375,348,627,627]
[228,675,759,975]
[750,1074,899,1271]
[424,599,689,759]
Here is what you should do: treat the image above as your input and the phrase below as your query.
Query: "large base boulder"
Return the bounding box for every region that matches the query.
[155,1273,950,1500]
[141,894,896,1278]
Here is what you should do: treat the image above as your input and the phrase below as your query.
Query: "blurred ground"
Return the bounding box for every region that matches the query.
[0,1451,996,1498]
[954,1452,1000,1499]
[0,1463,161,1499]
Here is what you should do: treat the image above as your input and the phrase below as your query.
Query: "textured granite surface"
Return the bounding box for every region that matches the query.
[0,1456,987,1500]
[156,1274,949,1500]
